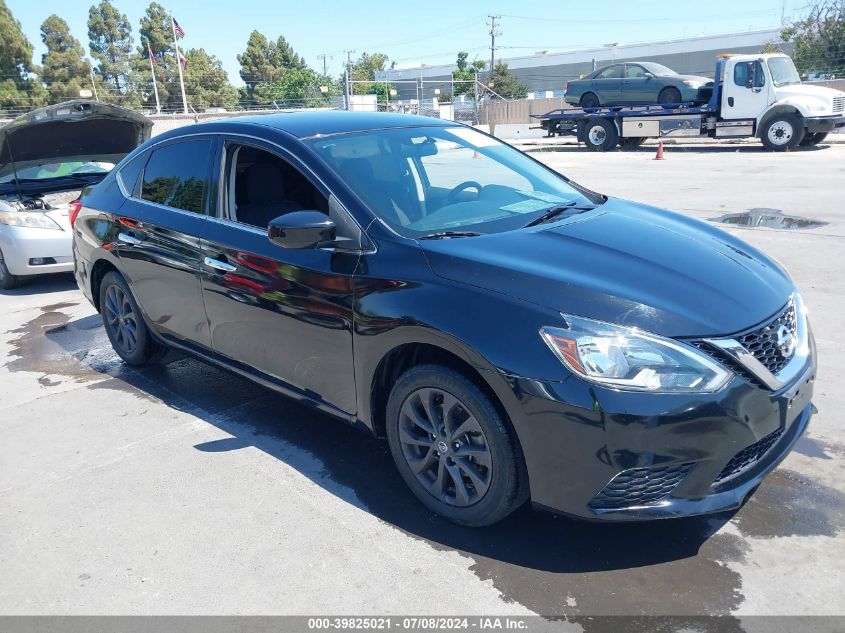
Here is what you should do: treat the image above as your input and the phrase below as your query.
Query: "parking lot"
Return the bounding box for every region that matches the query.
[1,142,844,623]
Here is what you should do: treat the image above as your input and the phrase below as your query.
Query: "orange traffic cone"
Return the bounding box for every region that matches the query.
[473,150,481,159]
[654,141,665,160]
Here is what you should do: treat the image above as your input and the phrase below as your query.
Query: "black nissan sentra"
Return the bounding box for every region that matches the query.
[72,112,815,526]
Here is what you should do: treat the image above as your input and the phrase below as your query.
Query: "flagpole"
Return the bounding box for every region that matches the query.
[170,14,188,114]
[148,44,161,114]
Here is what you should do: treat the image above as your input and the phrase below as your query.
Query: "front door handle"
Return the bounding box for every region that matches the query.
[728,96,734,107]
[204,256,236,273]
[118,232,141,245]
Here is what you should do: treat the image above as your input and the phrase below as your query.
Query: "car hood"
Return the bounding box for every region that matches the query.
[673,74,713,85]
[0,100,152,193]
[419,198,794,337]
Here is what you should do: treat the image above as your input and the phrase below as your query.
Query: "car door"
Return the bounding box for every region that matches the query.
[113,137,213,351]
[199,137,360,415]
[622,64,652,103]
[723,59,770,120]
[592,64,624,103]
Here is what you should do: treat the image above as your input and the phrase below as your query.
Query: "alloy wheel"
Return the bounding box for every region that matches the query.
[397,387,493,507]
[768,121,794,146]
[104,284,139,354]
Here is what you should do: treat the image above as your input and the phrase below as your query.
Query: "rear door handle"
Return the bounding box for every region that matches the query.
[117,232,141,245]
[204,256,236,273]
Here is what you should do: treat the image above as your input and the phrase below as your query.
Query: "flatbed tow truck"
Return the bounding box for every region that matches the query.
[533,54,845,151]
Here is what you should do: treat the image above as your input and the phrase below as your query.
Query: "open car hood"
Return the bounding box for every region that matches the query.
[0,100,152,192]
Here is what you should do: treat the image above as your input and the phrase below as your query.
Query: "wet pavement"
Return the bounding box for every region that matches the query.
[2,147,845,621]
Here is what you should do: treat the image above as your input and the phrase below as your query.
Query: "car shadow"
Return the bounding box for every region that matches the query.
[526,142,833,154]
[0,273,77,296]
[53,325,735,576]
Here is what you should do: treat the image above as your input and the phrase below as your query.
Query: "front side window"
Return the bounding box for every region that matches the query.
[141,139,211,214]
[306,126,598,237]
[734,61,765,88]
[625,65,647,79]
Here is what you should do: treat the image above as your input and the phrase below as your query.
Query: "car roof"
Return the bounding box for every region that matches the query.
[157,110,460,142]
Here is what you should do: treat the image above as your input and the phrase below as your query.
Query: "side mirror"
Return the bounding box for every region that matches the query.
[268,211,336,249]
[643,72,654,79]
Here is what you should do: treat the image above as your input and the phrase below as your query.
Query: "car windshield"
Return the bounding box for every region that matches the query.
[0,161,114,184]
[767,56,801,86]
[305,126,599,237]
[642,62,677,77]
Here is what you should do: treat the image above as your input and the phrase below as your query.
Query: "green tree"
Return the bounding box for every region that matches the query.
[258,68,341,106]
[780,0,845,76]
[88,0,136,104]
[350,52,388,82]
[0,0,45,112]
[487,61,528,99]
[452,51,485,96]
[273,35,305,70]
[41,15,91,103]
[237,31,306,106]
[183,48,238,110]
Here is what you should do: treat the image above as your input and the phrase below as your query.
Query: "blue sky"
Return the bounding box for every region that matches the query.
[9,0,802,85]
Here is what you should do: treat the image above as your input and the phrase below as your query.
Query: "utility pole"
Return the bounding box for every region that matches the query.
[317,53,331,76]
[343,50,355,110]
[487,15,501,81]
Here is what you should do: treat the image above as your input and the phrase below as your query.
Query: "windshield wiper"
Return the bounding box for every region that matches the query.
[418,230,482,240]
[523,201,599,228]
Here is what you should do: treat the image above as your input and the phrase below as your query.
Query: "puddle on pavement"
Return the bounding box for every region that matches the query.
[709,208,826,230]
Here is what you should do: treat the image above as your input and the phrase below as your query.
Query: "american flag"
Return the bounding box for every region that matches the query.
[173,18,185,38]
[147,43,156,65]
[178,52,188,70]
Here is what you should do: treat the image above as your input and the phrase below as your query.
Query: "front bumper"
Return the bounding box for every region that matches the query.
[806,114,845,133]
[0,225,73,276]
[505,344,816,521]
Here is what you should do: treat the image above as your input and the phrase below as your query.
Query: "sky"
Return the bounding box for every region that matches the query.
[8,0,805,86]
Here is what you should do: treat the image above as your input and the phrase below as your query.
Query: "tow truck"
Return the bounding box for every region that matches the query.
[533,54,845,151]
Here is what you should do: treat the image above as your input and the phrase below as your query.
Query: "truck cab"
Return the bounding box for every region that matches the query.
[717,54,845,149]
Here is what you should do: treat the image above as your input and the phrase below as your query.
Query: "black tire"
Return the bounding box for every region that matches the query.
[800,132,828,146]
[658,87,682,105]
[386,365,528,527]
[579,92,600,109]
[760,113,805,151]
[580,117,618,152]
[619,137,646,150]
[99,271,167,366]
[0,248,24,290]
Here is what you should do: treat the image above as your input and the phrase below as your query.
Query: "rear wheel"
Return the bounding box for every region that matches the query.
[760,114,805,151]
[386,365,527,526]
[619,137,647,150]
[579,92,600,109]
[99,271,167,366]
[0,248,24,290]
[800,132,828,146]
[658,87,682,105]
[580,118,619,151]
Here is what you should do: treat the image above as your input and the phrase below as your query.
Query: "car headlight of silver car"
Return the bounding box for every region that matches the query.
[0,209,62,230]
[541,314,732,393]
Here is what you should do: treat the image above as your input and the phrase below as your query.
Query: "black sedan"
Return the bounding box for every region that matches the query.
[72,112,815,526]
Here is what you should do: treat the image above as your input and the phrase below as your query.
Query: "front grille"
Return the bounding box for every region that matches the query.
[589,463,693,510]
[737,301,797,375]
[713,427,784,485]
[833,96,844,113]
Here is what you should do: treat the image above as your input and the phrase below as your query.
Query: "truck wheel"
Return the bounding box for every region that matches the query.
[386,365,528,526]
[760,114,805,151]
[658,87,682,105]
[581,118,618,151]
[800,132,828,146]
[619,137,646,150]
[580,92,600,109]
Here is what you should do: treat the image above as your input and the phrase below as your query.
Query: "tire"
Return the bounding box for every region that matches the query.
[99,271,167,366]
[658,87,682,105]
[579,92,600,109]
[385,365,528,527]
[800,132,828,146]
[580,118,618,152]
[0,248,24,290]
[619,137,646,150]
[760,113,805,151]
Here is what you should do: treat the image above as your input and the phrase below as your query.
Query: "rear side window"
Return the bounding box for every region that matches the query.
[141,140,212,214]
[117,152,148,196]
[596,65,623,79]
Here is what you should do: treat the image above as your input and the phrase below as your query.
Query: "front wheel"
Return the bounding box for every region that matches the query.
[760,114,805,151]
[658,87,682,105]
[0,248,24,290]
[99,271,168,366]
[386,365,527,526]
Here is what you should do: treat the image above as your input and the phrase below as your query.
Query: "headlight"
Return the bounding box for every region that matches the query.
[540,315,732,393]
[0,210,62,230]
[683,80,703,88]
